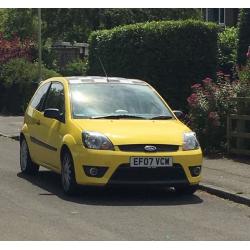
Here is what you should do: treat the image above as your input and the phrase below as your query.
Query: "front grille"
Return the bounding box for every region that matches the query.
[109,163,188,185]
[118,144,179,152]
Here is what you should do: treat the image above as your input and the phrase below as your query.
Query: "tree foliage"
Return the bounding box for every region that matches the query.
[237,8,250,66]
[0,8,202,43]
[218,27,238,74]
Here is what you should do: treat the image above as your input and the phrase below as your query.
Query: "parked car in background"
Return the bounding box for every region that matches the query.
[20,76,202,195]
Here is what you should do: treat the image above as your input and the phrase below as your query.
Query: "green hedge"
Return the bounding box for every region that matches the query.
[88,20,218,109]
[237,9,250,66]
[0,58,60,114]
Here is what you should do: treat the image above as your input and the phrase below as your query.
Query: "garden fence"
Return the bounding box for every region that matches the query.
[227,97,250,156]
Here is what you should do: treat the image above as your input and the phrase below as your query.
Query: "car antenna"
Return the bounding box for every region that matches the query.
[97,55,109,82]
[95,48,109,82]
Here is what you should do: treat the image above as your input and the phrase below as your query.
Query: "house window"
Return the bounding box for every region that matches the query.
[205,8,225,25]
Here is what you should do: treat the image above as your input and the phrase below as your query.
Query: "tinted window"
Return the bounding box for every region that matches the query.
[44,82,65,113]
[30,83,50,111]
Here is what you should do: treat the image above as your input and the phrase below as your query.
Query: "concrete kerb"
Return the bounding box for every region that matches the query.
[199,183,250,207]
[0,133,20,141]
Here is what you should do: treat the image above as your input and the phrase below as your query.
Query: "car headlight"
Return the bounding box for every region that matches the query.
[82,131,114,150]
[183,132,199,151]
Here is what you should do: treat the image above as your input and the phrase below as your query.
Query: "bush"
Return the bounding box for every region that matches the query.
[187,74,243,154]
[0,33,33,64]
[62,59,87,76]
[88,20,218,110]
[237,9,250,66]
[0,58,60,114]
[218,27,238,74]
[237,55,250,98]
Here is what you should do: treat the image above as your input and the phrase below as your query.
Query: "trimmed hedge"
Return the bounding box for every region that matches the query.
[237,9,250,66]
[88,20,218,109]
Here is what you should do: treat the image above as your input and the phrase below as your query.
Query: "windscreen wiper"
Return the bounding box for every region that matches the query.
[150,115,173,120]
[91,114,146,119]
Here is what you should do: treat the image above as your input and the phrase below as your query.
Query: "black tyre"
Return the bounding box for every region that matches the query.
[61,150,78,195]
[20,138,39,175]
[175,184,199,195]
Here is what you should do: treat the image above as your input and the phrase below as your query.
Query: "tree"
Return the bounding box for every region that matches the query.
[237,8,250,66]
[0,8,202,43]
[0,9,38,40]
[99,9,202,29]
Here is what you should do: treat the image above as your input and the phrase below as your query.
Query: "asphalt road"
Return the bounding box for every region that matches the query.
[0,136,250,240]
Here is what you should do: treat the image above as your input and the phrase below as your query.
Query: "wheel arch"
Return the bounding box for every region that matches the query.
[60,144,72,164]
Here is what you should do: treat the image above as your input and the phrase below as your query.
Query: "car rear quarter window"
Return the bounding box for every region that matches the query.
[30,83,50,111]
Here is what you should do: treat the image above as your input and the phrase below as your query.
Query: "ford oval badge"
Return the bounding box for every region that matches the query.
[144,145,157,152]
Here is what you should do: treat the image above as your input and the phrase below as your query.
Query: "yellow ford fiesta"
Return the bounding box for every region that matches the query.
[20,76,202,195]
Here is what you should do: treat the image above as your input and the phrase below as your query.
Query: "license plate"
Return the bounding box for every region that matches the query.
[130,157,173,168]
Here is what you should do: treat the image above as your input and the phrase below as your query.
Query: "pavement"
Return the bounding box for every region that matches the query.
[0,115,23,139]
[0,115,249,206]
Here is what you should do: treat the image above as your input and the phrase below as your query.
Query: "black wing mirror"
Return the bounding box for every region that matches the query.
[44,108,61,120]
[173,110,184,119]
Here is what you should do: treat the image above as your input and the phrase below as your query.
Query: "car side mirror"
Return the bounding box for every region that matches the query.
[173,110,184,119]
[44,108,61,121]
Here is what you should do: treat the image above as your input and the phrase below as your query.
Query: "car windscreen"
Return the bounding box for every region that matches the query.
[69,83,174,119]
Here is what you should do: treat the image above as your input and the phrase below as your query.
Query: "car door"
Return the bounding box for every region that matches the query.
[26,82,51,164]
[39,81,66,169]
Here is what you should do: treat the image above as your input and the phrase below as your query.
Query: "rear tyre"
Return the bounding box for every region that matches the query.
[175,184,199,195]
[20,138,39,175]
[61,150,78,195]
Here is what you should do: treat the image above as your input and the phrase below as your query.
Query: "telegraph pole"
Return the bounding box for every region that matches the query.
[38,8,42,81]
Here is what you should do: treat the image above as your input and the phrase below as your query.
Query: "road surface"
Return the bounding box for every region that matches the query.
[0,136,249,240]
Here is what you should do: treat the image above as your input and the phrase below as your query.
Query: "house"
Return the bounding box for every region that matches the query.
[202,8,239,27]
[52,41,89,70]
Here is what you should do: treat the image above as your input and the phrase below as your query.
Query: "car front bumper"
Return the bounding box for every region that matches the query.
[71,145,202,187]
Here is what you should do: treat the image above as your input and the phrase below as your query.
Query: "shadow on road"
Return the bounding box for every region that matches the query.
[17,170,203,206]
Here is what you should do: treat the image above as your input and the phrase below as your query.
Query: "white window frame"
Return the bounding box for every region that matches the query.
[206,8,208,21]
[219,8,225,25]
[204,8,225,25]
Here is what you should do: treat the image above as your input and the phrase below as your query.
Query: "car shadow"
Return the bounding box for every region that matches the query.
[17,170,203,206]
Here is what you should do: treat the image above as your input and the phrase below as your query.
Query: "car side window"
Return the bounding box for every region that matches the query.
[30,83,51,111]
[44,82,65,114]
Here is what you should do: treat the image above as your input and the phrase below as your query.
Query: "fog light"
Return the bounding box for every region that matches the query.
[89,167,98,176]
[189,166,202,177]
[83,166,108,178]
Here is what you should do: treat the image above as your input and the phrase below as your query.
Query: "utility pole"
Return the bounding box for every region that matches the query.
[38,8,42,81]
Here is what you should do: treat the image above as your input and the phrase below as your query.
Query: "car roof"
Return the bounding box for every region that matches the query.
[65,76,148,85]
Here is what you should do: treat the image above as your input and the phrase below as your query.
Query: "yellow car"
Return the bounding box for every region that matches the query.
[20,76,202,195]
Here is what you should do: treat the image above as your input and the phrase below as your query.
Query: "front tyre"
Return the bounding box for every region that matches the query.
[61,151,78,195]
[175,184,199,195]
[20,138,39,175]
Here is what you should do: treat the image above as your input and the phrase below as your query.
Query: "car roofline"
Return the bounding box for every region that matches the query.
[65,76,149,85]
